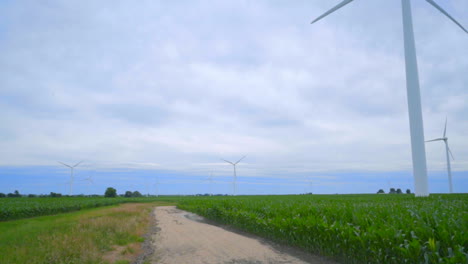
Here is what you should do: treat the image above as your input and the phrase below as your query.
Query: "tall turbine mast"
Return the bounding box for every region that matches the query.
[426,118,454,193]
[58,161,83,196]
[222,156,246,196]
[310,0,467,197]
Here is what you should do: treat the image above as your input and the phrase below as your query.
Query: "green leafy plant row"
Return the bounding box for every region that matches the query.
[0,197,163,221]
[177,194,468,264]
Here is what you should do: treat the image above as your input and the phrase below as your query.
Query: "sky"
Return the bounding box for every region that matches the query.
[0,0,467,196]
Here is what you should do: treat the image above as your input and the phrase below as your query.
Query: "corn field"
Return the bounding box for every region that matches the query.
[178,194,468,264]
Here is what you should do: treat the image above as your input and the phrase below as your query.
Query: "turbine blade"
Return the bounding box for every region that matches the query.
[426,138,444,142]
[73,160,83,167]
[311,0,355,24]
[221,159,234,165]
[58,161,72,168]
[443,117,447,137]
[235,155,246,165]
[425,0,468,34]
[447,144,455,160]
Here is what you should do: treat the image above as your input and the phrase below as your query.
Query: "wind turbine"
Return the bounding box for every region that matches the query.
[154,176,160,197]
[205,171,214,196]
[58,161,83,196]
[426,118,454,193]
[305,176,314,194]
[82,175,94,196]
[311,0,467,196]
[222,156,246,196]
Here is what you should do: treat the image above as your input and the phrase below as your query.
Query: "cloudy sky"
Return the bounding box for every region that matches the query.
[1,0,467,195]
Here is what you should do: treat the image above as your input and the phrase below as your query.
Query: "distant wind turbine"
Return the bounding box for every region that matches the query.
[154,176,160,197]
[82,175,94,196]
[205,171,214,196]
[426,118,454,193]
[311,0,467,196]
[222,156,246,196]
[306,176,314,194]
[58,161,83,196]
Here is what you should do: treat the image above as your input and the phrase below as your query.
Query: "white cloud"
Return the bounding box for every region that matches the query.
[0,0,467,180]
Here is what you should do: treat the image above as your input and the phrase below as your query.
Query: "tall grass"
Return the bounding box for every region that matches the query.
[0,202,173,264]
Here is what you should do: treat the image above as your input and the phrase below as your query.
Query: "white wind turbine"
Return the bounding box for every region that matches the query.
[154,176,160,197]
[311,0,467,197]
[305,176,314,194]
[426,118,454,193]
[205,171,214,196]
[222,156,246,196]
[82,175,94,196]
[58,161,83,196]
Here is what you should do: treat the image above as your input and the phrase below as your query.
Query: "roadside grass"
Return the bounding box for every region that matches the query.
[0,201,174,264]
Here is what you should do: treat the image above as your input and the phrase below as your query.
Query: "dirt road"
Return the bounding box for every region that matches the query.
[148,206,336,264]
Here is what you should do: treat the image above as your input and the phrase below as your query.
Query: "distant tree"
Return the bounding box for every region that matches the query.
[396,188,402,194]
[389,188,396,194]
[28,194,37,198]
[0,193,5,198]
[7,190,21,198]
[49,192,62,197]
[406,189,411,194]
[377,189,385,194]
[124,191,133,197]
[132,191,142,197]
[105,187,117,198]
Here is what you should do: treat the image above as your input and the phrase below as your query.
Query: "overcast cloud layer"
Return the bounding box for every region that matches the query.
[1,0,467,194]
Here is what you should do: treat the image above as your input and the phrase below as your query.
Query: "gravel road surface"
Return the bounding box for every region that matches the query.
[148,206,337,264]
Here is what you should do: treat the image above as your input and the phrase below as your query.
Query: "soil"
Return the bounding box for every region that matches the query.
[145,206,337,264]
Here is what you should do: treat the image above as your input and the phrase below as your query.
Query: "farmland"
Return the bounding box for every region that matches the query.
[178,194,468,264]
[0,196,166,221]
[1,194,466,263]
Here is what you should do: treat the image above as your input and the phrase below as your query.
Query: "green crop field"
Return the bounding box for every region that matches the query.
[178,194,468,264]
[1,194,466,263]
[0,196,166,221]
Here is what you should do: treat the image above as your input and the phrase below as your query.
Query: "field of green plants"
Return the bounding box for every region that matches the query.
[0,196,163,221]
[1,194,466,263]
[178,194,468,264]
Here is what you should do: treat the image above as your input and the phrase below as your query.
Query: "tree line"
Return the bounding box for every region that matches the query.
[377,188,411,194]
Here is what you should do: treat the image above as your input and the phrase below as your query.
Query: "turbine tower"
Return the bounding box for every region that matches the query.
[311,0,467,196]
[222,156,246,196]
[426,118,454,193]
[58,161,83,196]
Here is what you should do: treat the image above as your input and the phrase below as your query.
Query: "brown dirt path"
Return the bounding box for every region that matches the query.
[147,206,337,264]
